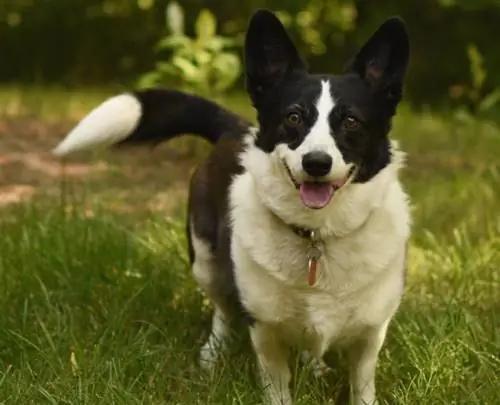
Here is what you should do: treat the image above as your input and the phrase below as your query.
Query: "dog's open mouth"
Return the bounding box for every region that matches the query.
[284,163,356,209]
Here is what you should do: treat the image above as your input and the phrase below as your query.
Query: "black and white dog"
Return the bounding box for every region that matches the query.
[53,9,411,405]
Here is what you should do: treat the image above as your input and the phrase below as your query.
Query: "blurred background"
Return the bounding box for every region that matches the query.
[2,0,500,110]
[0,3,498,403]
[1,0,500,228]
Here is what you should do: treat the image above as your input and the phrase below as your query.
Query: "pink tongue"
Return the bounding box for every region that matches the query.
[299,182,334,209]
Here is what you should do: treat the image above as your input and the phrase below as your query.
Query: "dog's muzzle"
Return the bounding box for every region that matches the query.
[284,161,357,209]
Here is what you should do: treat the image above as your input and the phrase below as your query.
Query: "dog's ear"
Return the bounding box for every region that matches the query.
[244,9,307,104]
[346,17,410,105]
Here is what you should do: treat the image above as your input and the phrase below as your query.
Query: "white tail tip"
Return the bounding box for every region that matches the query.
[52,94,142,157]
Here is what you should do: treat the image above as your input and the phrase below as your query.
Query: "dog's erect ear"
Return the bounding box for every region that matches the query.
[346,17,410,104]
[244,9,307,104]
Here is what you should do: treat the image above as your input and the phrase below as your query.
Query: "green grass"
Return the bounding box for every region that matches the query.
[0,85,125,122]
[0,88,499,404]
[0,85,254,122]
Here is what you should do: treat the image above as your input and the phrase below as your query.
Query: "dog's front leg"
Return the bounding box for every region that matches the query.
[250,323,292,405]
[346,321,390,405]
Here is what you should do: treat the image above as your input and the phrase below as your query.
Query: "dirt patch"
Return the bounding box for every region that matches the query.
[0,117,202,214]
[0,185,36,206]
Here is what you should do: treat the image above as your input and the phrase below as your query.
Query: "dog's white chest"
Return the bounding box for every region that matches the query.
[229,170,409,355]
[232,229,404,356]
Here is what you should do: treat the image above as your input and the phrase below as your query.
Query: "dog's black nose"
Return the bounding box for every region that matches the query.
[302,151,333,177]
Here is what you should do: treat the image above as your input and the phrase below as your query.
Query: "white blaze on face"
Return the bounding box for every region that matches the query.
[277,80,349,181]
[296,80,346,172]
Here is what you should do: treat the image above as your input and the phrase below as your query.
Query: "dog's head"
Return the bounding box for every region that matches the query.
[243,10,409,211]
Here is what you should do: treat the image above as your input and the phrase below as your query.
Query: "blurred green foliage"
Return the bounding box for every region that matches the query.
[1,0,499,108]
[137,2,242,98]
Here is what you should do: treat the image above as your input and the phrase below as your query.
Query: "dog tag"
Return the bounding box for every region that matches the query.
[307,245,322,286]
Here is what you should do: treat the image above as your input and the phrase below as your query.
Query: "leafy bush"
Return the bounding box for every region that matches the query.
[276,0,357,56]
[137,2,242,98]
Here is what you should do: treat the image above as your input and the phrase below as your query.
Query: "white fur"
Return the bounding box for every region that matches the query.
[199,308,230,372]
[227,91,410,404]
[52,94,141,157]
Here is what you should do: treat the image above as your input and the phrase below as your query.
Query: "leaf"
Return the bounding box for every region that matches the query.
[155,35,191,51]
[478,89,500,112]
[467,44,486,90]
[193,49,212,66]
[156,62,178,75]
[275,10,293,27]
[165,1,184,35]
[453,107,474,124]
[212,52,241,92]
[195,9,216,41]
[172,55,202,82]
[70,351,79,376]
[136,71,162,89]
[212,52,241,72]
[204,36,240,53]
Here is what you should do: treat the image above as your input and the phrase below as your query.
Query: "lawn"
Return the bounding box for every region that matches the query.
[0,87,498,404]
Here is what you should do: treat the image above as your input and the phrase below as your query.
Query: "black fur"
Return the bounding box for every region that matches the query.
[187,142,256,322]
[117,89,249,147]
[111,88,253,321]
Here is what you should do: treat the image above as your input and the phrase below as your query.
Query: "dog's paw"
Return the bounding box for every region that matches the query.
[199,342,218,372]
[199,337,226,373]
[300,350,332,378]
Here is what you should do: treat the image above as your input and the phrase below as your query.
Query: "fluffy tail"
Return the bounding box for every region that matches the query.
[52,89,250,157]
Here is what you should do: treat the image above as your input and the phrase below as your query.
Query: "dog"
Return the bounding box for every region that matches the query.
[53,9,411,405]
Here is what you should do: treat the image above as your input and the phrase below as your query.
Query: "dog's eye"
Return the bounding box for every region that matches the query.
[286,112,302,126]
[344,116,359,131]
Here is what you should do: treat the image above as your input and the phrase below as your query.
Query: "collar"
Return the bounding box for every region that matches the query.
[290,224,315,240]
